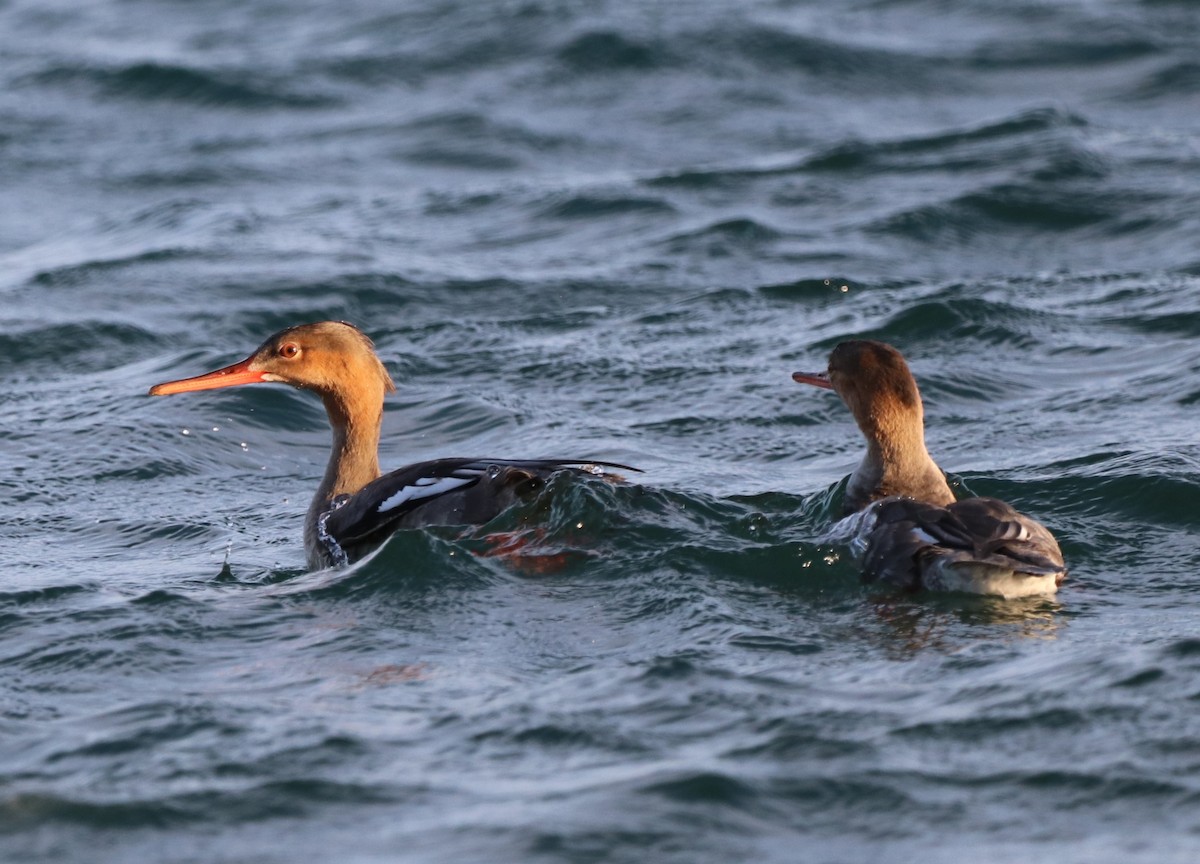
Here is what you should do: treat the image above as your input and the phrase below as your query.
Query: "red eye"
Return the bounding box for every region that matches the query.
[279,342,300,359]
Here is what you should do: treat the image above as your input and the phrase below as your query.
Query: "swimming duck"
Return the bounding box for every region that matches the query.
[150,321,633,569]
[793,339,1065,597]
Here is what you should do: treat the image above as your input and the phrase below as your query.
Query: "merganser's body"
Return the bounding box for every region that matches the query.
[793,340,1065,598]
[149,321,632,569]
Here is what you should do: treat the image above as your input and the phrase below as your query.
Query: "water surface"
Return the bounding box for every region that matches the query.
[4,1,1200,861]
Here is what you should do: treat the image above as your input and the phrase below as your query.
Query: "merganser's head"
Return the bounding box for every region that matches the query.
[792,339,923,433]
[793,339,954,511]
[149,321,396,400]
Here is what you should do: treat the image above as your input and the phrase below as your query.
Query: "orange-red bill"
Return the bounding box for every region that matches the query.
[149,356,267,396]
[792,370,833,389]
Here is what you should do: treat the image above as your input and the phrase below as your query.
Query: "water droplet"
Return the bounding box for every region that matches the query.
[839,284,849,293]
[576,521,584,529]
[212,426,220,432]
[181,428,190,436]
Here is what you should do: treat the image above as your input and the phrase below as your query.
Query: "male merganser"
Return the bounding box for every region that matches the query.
[792,339,1065,598]
[149,321,634,569]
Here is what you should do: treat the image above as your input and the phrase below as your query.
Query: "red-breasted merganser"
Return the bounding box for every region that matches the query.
[792,339,1065,598]
[149,321,634,569]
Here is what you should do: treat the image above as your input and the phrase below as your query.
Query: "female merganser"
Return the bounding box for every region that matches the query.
[792,339,1065,598]
[149,321,634,569]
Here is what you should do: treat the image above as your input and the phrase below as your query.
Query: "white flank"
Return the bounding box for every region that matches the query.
[925,560,1061,599]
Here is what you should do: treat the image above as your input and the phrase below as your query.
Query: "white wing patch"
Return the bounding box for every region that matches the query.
[910,527,938,545]
[377,475,476,513]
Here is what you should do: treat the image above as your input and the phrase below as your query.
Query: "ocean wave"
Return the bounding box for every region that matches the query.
[25,61,335,109]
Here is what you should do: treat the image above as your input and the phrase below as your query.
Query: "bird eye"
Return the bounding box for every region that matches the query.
[279,342,301,359]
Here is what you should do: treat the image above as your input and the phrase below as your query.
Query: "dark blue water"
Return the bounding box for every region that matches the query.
[4,1,1200,861]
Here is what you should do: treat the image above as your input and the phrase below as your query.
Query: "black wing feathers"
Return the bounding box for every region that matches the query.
[322,458,635,558]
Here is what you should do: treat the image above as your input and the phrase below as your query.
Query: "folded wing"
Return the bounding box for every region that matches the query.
[858,496,1066,596]
[319,458,635,563]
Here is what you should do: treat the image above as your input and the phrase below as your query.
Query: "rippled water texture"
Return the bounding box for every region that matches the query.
[4,1,1200,862]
